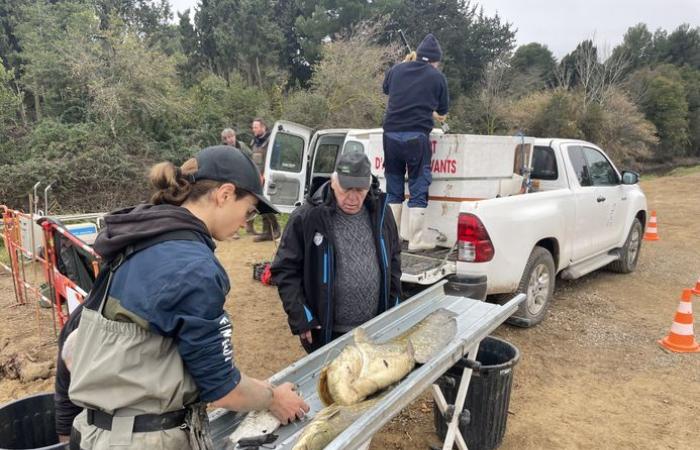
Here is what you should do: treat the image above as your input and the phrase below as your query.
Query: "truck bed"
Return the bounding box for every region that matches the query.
[401,242,457,285]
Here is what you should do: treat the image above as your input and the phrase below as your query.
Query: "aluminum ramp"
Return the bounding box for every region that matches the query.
[209,282,525,449]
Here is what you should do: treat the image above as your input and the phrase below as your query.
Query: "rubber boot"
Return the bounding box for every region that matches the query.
[389,203,403,240]
[245,220,258,236]
[253,215,275,242]
[270,214,281,239]
[408,207,435,251]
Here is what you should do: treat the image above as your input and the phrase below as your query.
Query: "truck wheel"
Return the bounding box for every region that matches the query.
[608,218,643,274]
[507,247,555,328]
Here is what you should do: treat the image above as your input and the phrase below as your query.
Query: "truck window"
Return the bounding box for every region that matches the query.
[314,144,339,173]
[567,146,592,187]
[270,133,304,172]
[582,147,619,186]
[531,146,558,180]
[313,135,345,174]
[343,141,365,155]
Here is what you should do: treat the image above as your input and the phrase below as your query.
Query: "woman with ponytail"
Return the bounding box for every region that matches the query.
[60,146,308,449]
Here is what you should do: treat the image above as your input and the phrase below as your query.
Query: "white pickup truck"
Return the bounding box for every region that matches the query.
[262,121,647,327]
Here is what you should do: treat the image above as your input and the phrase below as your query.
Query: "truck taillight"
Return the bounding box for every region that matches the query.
[457,213,495,262]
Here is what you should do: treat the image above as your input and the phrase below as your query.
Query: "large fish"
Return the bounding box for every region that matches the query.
[291,397,379,450]
[228,410,280,445]
[318,309,456,406]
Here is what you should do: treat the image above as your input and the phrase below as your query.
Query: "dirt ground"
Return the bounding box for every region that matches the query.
[2,170,700,449]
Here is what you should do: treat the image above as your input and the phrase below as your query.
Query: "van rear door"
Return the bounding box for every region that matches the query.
[263,121,313,213]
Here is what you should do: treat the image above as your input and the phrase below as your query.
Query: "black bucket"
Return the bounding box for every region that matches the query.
[434,336,520,450]
[0,393,66,450]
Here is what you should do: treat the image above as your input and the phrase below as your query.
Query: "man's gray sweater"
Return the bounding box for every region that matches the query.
[331,206,381,333]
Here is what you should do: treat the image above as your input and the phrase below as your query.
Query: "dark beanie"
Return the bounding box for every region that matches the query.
[416,33,442,62]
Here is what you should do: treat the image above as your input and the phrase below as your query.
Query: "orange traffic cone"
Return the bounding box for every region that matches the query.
[658,289,700,353]
[644,211,660,241]
[692,277,700,296]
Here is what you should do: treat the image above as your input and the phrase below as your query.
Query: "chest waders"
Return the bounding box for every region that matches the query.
[68,232,215,450]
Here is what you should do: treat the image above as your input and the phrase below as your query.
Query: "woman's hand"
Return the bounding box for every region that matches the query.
[269,382,309,424]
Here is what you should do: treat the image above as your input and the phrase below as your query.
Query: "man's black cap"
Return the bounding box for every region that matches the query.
[335,150,372,190]
[193,146,279,214]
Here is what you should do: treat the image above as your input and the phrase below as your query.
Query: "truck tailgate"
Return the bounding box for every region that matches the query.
[401,243,457,285]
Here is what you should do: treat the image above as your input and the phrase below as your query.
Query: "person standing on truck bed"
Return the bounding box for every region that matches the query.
[62,146,308,449]
[250,118,281,242]
[382,33,449,251]
[271,150,402,354]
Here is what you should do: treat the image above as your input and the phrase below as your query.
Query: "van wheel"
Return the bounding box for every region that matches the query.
[607,218,643,274]
[507,247,555,328]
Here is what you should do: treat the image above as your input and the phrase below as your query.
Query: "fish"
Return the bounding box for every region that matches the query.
[228,409,280,446]
[291,398,379,450]
[318,309,456,406]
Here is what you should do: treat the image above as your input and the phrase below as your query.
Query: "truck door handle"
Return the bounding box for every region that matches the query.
[597,196,606,203]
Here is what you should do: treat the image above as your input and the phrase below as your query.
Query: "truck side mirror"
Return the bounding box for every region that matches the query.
[621,170,639,185]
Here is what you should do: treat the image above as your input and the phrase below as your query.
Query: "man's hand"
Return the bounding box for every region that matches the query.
[433,111,447,123]
[299,326,321,344]
[269,382,309,425]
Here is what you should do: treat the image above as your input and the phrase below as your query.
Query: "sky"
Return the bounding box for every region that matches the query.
[169,0,700,58]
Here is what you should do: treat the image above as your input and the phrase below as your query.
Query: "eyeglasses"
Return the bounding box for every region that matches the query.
[246,207,260,223]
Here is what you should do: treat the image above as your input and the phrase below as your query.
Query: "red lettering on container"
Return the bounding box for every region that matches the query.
[430,159,458,174]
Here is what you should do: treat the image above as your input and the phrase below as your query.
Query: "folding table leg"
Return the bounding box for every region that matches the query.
[432,384,469,450]
[441,341,480,450]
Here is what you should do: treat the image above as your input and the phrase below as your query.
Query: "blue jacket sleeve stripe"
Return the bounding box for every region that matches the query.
[304,305,314,322]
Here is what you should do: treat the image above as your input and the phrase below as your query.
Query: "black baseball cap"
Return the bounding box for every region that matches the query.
[335,150,372,190]
[193,146,279,214]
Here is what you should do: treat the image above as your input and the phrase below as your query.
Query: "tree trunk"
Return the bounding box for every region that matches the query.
[33,87,42,122]
[14,84,28,127]
[255,56,263,88]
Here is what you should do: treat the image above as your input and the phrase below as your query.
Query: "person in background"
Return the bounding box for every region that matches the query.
[249,118,281,242]
[222,127,256,238]
[221,127,252,157]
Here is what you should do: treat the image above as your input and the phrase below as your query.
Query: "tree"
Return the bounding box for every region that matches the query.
[273,0,311,87]
[558,39,629,109]
[293,0,390,68]
[611,23,654,74]
[680,67,700,155]
[283,23,399,129]
[186,0,283,87]
[15,0,100,121]
[388,1,515,96]
[0,64,21,133]
[508,42,557,94]
[627,65,690,159]
[663,24,700,69]
[0,0,30,72]
[503,88,656,164]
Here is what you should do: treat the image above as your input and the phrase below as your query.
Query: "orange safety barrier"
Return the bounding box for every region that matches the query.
[39,218,101,327]
[2,205,36,306]
[1,205,101,330]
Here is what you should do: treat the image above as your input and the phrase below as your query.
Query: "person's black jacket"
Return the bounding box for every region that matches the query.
[271,178,402,352]
[382,60,449,134]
